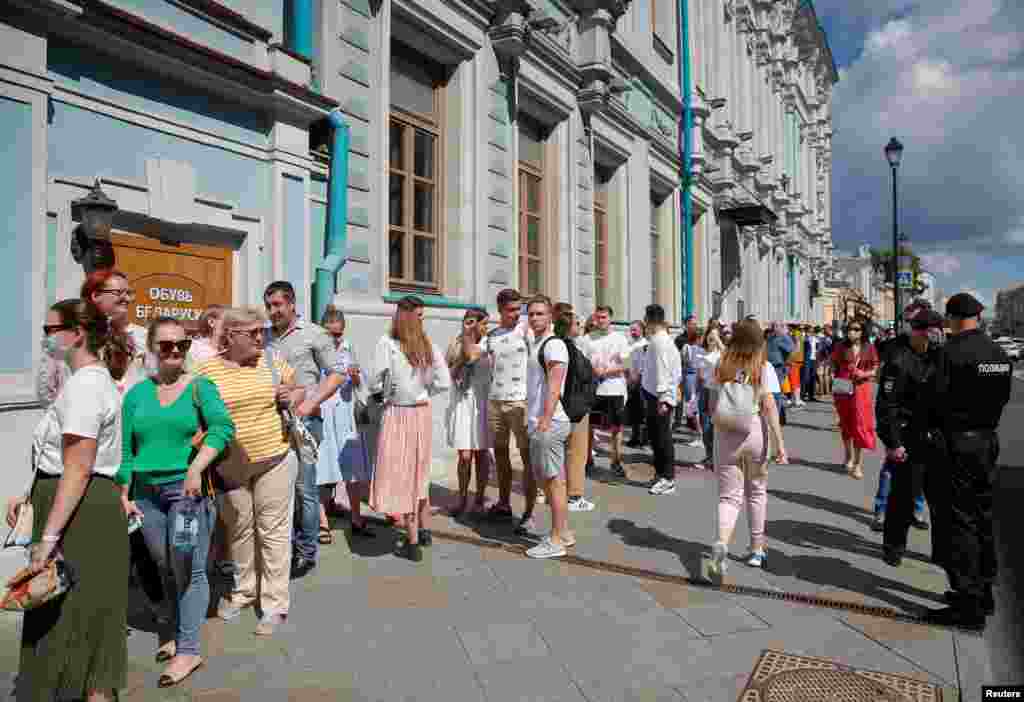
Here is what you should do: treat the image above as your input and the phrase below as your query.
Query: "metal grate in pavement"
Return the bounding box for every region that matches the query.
[737,649,944,702]
[431,528,982,635]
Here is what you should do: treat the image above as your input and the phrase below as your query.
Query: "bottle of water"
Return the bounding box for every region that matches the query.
[173,501,199,553]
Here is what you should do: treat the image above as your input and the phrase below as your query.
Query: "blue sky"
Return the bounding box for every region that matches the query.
[813,0,1024,312]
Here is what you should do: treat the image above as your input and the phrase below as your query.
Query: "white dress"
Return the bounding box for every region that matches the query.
[446,347,493,450]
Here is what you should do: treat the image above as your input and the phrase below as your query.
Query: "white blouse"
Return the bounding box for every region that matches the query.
[32,365,123,478]
[370,336,451,405]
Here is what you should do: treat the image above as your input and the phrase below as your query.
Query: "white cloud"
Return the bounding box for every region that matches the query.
[829,0,1024,265]
[919,252,961,276]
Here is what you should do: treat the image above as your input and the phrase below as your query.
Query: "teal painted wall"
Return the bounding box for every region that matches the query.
[48,42,269,147]
[0,96,35,373]
[281,174,306,317]
[48,101,270,216]
[106,0,258,60]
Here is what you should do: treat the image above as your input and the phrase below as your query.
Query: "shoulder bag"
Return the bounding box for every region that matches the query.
[264,350,320,465]
[354,342,392,427]
[712,373,760,436]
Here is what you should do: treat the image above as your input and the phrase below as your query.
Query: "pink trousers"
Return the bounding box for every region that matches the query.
[714,416,768,551]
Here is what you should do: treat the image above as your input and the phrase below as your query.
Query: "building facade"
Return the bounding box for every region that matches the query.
[995,284,1024,337]
[687,0,837,325]
[1,0,836,485]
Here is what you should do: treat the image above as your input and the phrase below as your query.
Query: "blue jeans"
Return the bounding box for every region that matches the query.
[136,481,215,656]
[772,365,787,426]
[874,460,925,517]
[293,415,323,563]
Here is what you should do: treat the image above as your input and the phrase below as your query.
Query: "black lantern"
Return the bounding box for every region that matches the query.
[70,179,119,272]
[884,138,904,328]
[884,137,904,168]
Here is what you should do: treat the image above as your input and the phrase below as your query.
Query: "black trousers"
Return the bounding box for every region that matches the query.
[644,390,675,481]
[883,432,943,554]
[943,430,999,606]
[626,383,646,435]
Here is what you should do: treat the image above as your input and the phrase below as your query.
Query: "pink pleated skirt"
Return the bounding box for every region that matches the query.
[369,404,433,515]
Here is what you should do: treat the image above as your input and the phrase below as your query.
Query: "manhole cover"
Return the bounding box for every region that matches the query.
[738,650,943,702]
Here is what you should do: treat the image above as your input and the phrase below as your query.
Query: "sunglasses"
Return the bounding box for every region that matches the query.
[848,327,863,332]
[42,324,72,335]
[229,328,263,341]
[96,288,134,299]
[156,339,192,355]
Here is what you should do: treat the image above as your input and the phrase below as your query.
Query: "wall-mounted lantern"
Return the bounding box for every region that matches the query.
[70,179,119,273]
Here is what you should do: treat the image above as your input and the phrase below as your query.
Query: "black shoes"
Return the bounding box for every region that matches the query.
[944,589,995,616]
[418,529,433,546]
[290,556,315,579]
[882,546,903,567]
[395,541,423,562]
[870,514,884,532]
[911,517,929,530]
[626,432,646,448]
[924,605,986,631]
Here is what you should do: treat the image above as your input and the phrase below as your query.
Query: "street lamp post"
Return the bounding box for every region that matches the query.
[884,138,904,330]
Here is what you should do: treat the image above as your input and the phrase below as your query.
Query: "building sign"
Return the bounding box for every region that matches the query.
[897,270,914,290]
[130,273,206,325]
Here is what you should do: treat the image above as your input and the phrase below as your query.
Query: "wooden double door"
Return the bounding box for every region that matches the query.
[111,232,233,327]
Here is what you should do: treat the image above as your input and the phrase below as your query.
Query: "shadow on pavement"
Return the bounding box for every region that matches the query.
[788,458,848,475]
[768,488,874,527]
[784,421,838,433]
[767,518,931,564]
[606,517,707,582]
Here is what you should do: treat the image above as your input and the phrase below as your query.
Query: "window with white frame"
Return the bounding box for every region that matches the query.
[518,117,546,297]
[594,168,612,307]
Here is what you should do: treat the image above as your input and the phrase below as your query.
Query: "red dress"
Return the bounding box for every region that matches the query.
[831,342,878,450]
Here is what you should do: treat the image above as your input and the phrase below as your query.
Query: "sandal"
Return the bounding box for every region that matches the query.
[158,657,204,688]
[318,527,333,545]
[155,640,176,663]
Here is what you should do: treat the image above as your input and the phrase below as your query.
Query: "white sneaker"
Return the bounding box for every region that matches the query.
[649,479,677,495]
[744,550,767,569]
[526,537,567,559]
[686,438,703,448]
[708,542,728,578]
[567,496,595,512]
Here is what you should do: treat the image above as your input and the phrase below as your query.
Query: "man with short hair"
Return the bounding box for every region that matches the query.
[481,288,538,534]
[625,321,649,448]
[524,295,574,558]
[263,281,349,577]
[802,325,821,402]
[579,305,631,479]
[675,315,703,448]
[643,305,683,496]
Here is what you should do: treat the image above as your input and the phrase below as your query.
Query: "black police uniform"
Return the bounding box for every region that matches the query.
[874,334,945,564]
[930,304,1012,627]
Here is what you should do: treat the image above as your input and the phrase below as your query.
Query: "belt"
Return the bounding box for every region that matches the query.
[947,429,996,439]
[36,472,115,483]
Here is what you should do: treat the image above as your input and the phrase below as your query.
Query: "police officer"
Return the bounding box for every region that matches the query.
[926,293,1012,629]
[874,306,946,566]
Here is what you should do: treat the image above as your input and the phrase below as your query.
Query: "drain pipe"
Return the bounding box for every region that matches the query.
[284,0,314,59]
[679,0,694,318]
[313,110,351,323]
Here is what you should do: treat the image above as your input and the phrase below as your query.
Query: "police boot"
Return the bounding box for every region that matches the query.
[924,603,986,631]
[943,587,995,616]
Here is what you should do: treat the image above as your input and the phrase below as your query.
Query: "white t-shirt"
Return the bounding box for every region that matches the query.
[698,349,721,382]
[32,365,123,478]
[579,331,630,398]
[705,360,781,395]
[526,333,569,429]
[481,324,530,402]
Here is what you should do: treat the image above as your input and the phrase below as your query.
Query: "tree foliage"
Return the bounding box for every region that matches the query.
[868,246,927,296]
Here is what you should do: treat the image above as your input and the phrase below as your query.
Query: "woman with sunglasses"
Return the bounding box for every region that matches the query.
[830,317,879,479]
[81,269,148,394]
[194,307,301,636]
[35,299,79,406]
[115,317,234,687]
[11,301,127,702]
[445,308,492,517]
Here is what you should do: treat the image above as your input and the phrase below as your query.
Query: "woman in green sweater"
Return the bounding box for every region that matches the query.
[117,316,235,687]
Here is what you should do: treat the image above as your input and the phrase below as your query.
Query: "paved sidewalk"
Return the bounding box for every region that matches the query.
[0,398,995,700]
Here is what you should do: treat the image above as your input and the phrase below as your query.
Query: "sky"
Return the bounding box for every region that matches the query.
[813,0,1024,313]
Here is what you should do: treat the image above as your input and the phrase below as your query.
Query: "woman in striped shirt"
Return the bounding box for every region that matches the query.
[194,307,301,637]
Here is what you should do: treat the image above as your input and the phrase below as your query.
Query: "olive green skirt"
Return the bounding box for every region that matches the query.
[18,474,128,701]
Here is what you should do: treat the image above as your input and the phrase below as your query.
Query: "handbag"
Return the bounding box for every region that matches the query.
[188,381,219,496]
[832,377,854,395]
[1,553,77,612]
[5,447,40,549]
[265,349,320,465]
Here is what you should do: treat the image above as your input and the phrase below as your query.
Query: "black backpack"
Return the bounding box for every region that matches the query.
[538,337,597,423]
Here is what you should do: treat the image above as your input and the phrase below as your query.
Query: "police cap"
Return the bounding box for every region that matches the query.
[908,310,944,330]
[945,293,984,318]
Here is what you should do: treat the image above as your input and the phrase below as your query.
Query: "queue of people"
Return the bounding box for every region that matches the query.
[6,270,1012,700]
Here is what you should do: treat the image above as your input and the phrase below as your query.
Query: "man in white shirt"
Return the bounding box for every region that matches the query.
[625,321,649,448]
[480,288,537,533]
[578,305,631,479]
[524,294,574,558]
[642,304,683,496]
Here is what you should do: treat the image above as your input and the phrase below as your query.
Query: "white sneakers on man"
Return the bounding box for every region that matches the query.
[648,478,677,495]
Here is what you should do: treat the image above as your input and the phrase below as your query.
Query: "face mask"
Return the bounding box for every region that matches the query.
[42,334,67,359]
